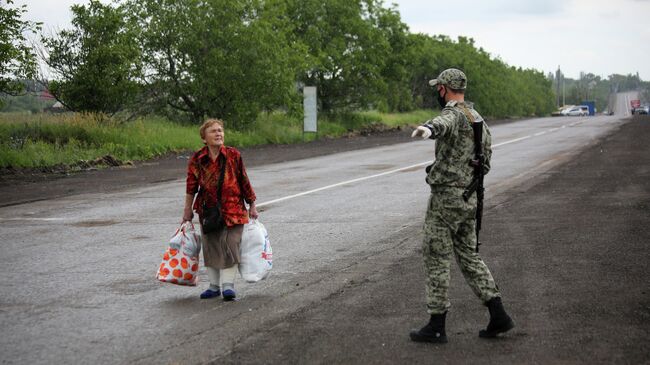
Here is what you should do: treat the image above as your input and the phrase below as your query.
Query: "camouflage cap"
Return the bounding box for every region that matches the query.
[429,68,467,90]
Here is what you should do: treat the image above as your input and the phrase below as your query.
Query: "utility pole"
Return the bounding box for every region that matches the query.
[555,66,562,107]
[562,75,565,106]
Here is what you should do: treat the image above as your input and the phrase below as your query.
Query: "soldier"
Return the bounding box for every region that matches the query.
[410,68,514,343]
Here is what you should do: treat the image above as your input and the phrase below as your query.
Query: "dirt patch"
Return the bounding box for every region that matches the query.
[0,154,129,178]
[0,127,415,207]
[69,220,120,227]
[0,118,521,207]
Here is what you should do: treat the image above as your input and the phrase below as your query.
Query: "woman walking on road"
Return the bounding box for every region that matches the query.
[182,119,258,301]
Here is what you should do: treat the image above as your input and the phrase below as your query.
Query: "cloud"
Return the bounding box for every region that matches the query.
[15,0,88,29]
[392,0,566,22]
[13,0,650,79]
[393,0,650,79]
[512,1,565,15]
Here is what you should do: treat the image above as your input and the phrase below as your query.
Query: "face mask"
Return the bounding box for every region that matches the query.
[436,87,447,108]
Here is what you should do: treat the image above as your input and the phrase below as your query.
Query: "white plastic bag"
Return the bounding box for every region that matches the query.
[171,222,201,258]
[157,222,202,286]
[239,220,273,283]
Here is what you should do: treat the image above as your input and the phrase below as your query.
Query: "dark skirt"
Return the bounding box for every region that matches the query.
[201,224,244,269]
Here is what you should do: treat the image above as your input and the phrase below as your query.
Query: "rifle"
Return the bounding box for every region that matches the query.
[462,119,485,253]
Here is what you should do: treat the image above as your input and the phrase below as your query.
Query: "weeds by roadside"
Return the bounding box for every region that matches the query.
[0,109,436,170]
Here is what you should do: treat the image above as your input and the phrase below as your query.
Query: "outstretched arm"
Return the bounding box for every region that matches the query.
[411,108,458,140]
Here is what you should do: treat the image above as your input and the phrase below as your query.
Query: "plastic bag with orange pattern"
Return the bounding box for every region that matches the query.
[157,222,201,286]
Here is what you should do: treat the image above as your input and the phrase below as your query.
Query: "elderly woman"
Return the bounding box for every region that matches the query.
[182,118,258,301]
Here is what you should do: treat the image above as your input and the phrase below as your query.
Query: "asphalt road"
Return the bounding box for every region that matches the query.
[220,114,650,365]
[1,95,647,364]
[617,91,640,117]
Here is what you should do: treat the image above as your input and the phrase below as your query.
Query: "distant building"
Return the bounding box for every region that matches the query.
[44,101,66,113]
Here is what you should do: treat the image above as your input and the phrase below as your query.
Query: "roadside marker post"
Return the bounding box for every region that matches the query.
[303,86,317,141]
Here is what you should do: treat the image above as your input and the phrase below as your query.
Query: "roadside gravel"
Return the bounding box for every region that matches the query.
[215,116,650,364]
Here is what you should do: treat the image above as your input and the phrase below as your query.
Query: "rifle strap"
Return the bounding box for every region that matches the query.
[458,105,484,253]
[460,104,480,199]
[458,104,481,163]
[458,104,476,125]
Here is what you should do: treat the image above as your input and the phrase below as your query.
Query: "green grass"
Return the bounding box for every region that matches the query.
[357,109,434,127]
[0,109,436,169]
[0,113,199,168]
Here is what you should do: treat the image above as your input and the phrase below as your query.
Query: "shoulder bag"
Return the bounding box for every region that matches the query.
[200,153,227,234]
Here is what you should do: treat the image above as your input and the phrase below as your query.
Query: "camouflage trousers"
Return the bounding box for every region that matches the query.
[422,187,500,314]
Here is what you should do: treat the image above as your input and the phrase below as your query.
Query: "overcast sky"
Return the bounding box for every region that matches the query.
[15,0,650,80]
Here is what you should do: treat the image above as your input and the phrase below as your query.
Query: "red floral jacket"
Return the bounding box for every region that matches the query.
[186,145,256,227]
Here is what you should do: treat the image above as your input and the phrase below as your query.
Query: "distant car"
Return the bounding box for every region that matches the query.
[562,105,589,116]
[552,107,569,116]
[635,105,649,114]
[555,106,573,116]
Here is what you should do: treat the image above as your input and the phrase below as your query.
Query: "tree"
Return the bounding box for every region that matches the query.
[403,33,443,110]
[286,0,390,113]
[608,73,642,92]
[128,0,302,126]
[369,2,413,112]
[41,0,142,114]
[0,0,41,103]
[401,33,554,118]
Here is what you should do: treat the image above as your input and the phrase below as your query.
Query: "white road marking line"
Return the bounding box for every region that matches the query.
[491,135,532,148]
[1,121,576,218]
[257,161,430,207]
[258,122,573,207]
[0,217,66,222]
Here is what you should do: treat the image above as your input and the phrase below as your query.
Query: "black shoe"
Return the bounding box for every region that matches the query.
[199,289,221,299]
[479,297,514,338]
[222,288,236,301]
[410,312,448,343]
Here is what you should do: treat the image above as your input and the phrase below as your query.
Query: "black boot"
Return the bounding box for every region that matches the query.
[410,312,448,343]
[479,297,514,338]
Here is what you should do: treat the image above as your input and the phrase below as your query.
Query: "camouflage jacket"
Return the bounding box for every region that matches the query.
[422,100,492,188]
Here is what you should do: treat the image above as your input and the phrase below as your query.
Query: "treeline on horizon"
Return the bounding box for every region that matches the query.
[26,0,558,127]
[4,0,646,124]
[549,71,649,112]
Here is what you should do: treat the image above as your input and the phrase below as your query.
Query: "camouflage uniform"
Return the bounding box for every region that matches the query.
[421,69,500,314]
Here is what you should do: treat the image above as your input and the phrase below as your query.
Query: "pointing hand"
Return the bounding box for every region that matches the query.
[411,126,432,139]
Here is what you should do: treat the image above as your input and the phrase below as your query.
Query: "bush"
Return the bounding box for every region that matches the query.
[0,109,436,169]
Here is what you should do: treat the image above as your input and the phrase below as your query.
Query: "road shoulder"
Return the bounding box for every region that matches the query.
[0,128,410,207]
[213,116,650,364]
[0,118,521,207]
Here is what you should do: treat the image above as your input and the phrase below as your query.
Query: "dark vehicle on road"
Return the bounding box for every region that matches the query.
[635,105,649,114]
[631,99,641,115]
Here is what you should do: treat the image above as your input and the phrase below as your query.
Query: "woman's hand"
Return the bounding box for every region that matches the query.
[182,210,194,224]
[249,202,259,220]
[182,193,195,223]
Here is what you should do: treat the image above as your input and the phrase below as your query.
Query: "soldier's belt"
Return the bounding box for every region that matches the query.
[429,185,466,193]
